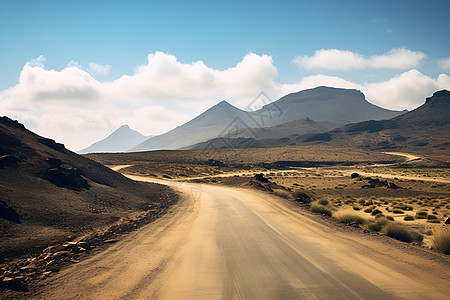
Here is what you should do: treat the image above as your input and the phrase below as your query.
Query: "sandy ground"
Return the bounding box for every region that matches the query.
[35,175,450,299]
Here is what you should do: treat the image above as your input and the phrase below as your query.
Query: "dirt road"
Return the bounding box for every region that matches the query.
[37,176,449,299]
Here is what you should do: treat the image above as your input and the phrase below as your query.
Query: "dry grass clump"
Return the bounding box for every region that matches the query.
[404,215,415,221]
[333,212,366,224]
[383,223,423,243]
[371,209,382,216]
[433,231,450,254]
[274,190,290,199]
[310,202,333,217]
[415,211,428,219]
[367,217,389,232]
[291,189,313,203]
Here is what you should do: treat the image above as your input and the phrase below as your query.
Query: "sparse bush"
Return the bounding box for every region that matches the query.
[383,223,423,243]
[333,212,366,224]
[386,216,394,221]
[311,204,332,217]
[352,206,361,211]
[404,215,415,221]
[318,199,329,206]
[393,209,404,214]
[433,231,450,254]
[291,189,313,203]
[274,190,290,199]
[416,211,428,219]
[364,208,373,213]
[427,215,438,220]
[371,209,382,216]
[368,218,389,232]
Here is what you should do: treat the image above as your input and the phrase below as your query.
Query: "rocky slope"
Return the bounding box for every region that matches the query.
[0,117,177,260]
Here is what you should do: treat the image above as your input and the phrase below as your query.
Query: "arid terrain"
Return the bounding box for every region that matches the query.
[2,131,450,298]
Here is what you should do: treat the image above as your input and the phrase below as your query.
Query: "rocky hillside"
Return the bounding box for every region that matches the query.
[0,117,177,260]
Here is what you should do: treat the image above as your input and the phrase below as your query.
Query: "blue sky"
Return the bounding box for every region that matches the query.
[1,0,449,87]
[0,0,449,150]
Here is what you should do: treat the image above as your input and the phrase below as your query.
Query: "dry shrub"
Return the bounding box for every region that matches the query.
[433,231,450,254]
[383,223,423,243]
[311,204,332,217]
[274,190,290,199]
[368,218,389,232]
[333,212,366,224]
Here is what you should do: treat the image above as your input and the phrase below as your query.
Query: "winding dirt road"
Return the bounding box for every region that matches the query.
[37,176,449,299]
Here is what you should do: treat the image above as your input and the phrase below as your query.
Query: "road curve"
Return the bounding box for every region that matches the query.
[37,176,450,299]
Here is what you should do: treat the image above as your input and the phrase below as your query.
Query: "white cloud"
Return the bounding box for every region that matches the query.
[28,55,46,67]
[1,51,448,151]
[438,57,450,70]
[107,51,277,103]
[280,69,450,110]
[66,60,82,69]
[0,52,277,150]
[88,62,111,75]
[130,105,192,136]
[294,48,425,71]
[2,64,101,104]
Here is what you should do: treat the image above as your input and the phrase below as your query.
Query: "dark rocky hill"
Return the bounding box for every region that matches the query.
[0,117,177,259]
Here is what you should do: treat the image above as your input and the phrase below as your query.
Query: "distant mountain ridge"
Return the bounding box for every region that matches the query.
[79,125,151,154]
[132,86,405,151]
[188,90,450,161]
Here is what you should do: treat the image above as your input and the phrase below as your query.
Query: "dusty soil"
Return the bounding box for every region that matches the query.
[88,147,450,254]
[32,176,450,299]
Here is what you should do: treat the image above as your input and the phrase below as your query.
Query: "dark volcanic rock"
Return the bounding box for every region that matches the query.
[254,173,269,183]
[41,167,90,191]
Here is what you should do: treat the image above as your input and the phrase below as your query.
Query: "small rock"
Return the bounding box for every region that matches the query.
[104,239,118,244]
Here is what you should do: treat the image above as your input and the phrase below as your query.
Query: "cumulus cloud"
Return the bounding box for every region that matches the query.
[280,69,450,110]
[0,52,278,150]
[293,48,425,71]
[107,51,277,103]
[1,51,448,151]
[66,60,82,69]
[88,62,111,75]
[438,57,450,70]
[28,55,46,67]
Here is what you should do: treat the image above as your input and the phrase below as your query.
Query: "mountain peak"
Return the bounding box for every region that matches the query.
[426,89,450,104]
[78,124,148,154]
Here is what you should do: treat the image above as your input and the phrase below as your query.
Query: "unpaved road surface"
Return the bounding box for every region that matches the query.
[37,176,449,299]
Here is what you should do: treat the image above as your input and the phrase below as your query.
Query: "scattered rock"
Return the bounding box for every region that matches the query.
[254,173,269,183]
[41,167,90,191]
[104,239,118,244]
[350,172,359,178]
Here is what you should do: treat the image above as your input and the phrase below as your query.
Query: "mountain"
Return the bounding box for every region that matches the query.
[217,117,339,141]
[190,90,449,161]
[79,125,150,154]
[184,117,339,150]
[313,89,450,158]
[258,86,406,126]
[131,100,261,151]
[0,117,176,259]
[132,86,405,151]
